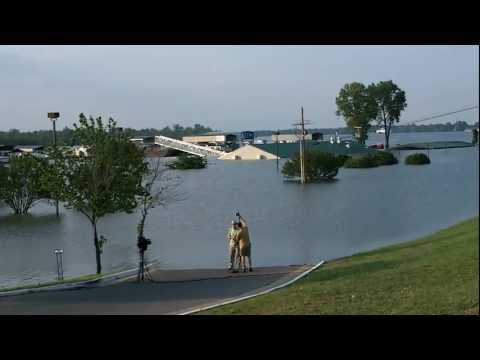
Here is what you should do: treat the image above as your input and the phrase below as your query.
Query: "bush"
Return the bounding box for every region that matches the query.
[167,153,207,170]
[405,153,431,165]
[337,154,351,165]
[343,151,398,168]
[373,151,398,165]
[282,151,346,182]
[343,154,377,168]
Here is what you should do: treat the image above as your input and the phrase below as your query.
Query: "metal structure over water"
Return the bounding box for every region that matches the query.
[131,135,226,158]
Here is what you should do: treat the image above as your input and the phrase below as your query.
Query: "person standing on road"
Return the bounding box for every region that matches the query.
[226,220,240,272]
[235,213,253,273]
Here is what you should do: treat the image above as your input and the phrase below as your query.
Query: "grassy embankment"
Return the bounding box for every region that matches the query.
[203,217,479,315]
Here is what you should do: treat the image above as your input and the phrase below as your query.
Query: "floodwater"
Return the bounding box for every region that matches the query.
[0,131,478,288]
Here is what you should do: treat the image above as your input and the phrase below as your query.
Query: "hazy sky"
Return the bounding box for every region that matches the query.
[1,45,478,132]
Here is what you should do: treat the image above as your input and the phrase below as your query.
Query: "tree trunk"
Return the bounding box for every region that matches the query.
[93,221,102,274]
[383,117,390,149]
[137,208,147,242]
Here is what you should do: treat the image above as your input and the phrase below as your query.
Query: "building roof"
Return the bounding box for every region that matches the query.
[253,141,374,158]
[219,144,278,160]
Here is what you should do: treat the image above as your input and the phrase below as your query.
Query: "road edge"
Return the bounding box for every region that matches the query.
[0,260,160,298]
[176,260,326,315]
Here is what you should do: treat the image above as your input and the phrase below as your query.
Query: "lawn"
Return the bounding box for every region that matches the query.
[203,217,479,315]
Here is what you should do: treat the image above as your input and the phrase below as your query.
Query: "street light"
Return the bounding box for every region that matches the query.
[53,249,64,281]
[48,112,60,217]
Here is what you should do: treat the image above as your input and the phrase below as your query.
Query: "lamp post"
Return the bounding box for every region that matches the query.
[53,249,64,281]
[48,112,60,217]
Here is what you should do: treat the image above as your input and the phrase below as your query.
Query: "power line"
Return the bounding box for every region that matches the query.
[402,106,478,125]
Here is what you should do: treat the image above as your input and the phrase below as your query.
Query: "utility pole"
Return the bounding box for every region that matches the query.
[275,130,279,171]
[292,107,312,184]
[299,108,305,184]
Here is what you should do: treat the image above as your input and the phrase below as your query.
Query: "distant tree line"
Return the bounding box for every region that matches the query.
[0,123,215,146]
[253,120,478,138]
[382,120,478,133]
[121,124,214,140]
[1,120,477,146]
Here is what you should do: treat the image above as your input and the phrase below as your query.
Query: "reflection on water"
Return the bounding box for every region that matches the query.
[0,132,478,288]
[0,212,60,227]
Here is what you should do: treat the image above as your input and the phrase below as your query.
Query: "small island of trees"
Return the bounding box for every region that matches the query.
[405,153,431,165]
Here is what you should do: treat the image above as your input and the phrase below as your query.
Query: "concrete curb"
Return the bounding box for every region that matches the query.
[176,260,326,315]
[0,260,160,298]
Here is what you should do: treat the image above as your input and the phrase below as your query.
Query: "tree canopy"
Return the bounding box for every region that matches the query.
[368,80,407,148]
[52,114,147,274]
[336,82,378,144]
[282,151,347,182]
[0,154,53,214]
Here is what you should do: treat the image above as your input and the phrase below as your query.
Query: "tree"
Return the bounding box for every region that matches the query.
[336,82,378,144]
[53,114,147,274]
[368,80,407,149]
[136,159,181,254]
[282,151,347,182]
[0,154,52,214]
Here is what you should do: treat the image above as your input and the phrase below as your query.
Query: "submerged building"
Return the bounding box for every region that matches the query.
[220,141,373,160]
[271,132,323,143]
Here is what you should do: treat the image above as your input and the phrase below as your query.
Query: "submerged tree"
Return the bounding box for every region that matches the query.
[167,153,207,170]
[0,154,52,215]
[135,159,182,282]
[53,114,147,274]
[368,80,407,149]
[137,159,182,244]
[282,151,347,182]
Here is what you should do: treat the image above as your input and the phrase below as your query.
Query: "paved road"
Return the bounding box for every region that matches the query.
[0,266,309,315]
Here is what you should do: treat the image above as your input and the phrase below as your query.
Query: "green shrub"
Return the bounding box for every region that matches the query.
[167,153,207,170]
[343,151,398,168]
[282,151,346,182]
[337,154,351,166]
[372,151,398,165]
[405,153,431,165]
[343,154,377,168]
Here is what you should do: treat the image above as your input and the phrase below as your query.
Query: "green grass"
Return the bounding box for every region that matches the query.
[203,217,479,315]
[0,273,106,293]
